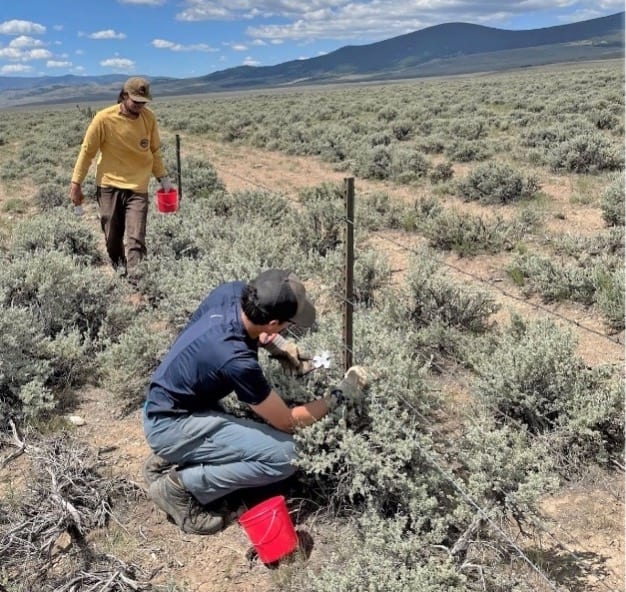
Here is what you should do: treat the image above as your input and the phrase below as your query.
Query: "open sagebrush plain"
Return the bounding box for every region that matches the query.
[0,60,624,592]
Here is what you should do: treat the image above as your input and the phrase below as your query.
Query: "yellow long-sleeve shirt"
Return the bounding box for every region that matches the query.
[71,104,167,193]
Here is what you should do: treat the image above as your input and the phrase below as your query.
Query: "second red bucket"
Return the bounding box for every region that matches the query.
[156,188,179,213]
[238,495,298,564]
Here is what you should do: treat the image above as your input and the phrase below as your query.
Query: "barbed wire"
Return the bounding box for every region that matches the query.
[215,168,620,589]
[218,167,622,348]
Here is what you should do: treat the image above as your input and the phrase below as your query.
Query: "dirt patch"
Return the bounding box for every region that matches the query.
[1,134,622,592]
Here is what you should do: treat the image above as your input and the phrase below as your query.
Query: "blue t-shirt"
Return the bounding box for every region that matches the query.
[145,281,271,417]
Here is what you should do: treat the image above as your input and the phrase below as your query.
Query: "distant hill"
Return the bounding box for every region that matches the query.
[0,12,623,108]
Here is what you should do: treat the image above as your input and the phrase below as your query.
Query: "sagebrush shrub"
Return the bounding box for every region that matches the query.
[0,306,52,426]
[355,146,392,180]
[600,173,625,227]
[457,162,540,204]
[471,317,624,466]
[508,252,597,305]
[97,314,175,411]
[549,131,624,173]
[179,155,225,198]
[0,251,127,340]
[9,208,102,265]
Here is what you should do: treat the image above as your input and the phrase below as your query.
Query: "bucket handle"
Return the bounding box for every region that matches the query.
[254,509,279,546]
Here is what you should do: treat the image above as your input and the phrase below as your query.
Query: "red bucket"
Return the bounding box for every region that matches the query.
[156,188,178,213]
[238,495,298,564]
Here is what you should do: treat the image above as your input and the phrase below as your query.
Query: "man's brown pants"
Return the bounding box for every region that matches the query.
[97,186,149,272]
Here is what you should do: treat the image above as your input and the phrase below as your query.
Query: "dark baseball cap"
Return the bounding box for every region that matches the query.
[250,269,316,328]
[123,77,152,102]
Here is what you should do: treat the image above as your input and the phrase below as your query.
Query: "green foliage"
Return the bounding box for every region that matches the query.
[549,131,624,173]
[390,146,429,183]
[507,250,623,328]
[357,190,404,231]
[0,306,53,426]
[32,183,67,210]
[422,209,524,256]
[0,251,125,340]
[9,208,102,265]
[593,262,625,331]
[429,161,454,183]
[471,318,624,466]
[354,146,392,180]
[97,314,175,411]
[295,183,345,256]
[507,252,596,304]
[457,162,540,204]
[287,512,467,592]
[179,156,225,198]
[600,173,625,227]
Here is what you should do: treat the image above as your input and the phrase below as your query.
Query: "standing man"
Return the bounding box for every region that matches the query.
[69,76,172,275]
[142,269,366,535]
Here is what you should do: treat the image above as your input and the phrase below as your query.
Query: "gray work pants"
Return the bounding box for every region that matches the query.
[97,186,149,271]
[143,408,297,505]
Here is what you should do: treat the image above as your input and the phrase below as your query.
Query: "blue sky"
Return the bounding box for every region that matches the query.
[0,1,622,78]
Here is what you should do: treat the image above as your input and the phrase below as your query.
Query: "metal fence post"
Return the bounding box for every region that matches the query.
[175,134,182,202]
[344,177,355,372]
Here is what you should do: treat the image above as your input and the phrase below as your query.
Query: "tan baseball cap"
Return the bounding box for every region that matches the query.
[123,77,152,102]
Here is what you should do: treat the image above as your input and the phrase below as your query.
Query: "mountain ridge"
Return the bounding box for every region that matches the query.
[0,12,623,108]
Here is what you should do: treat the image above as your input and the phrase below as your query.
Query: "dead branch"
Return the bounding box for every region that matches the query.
[0,419,26,467]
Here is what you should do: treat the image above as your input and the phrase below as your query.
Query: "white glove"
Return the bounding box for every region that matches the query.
[160,176,173,192]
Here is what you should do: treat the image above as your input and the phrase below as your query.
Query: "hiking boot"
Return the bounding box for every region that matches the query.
[148,473,224,535]
[142,453,174,486]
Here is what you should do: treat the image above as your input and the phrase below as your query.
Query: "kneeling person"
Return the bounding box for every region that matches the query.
[142,269,362,535]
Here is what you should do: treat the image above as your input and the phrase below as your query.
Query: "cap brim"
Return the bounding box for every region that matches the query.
[128,94,151,102]
[287,274,316,328]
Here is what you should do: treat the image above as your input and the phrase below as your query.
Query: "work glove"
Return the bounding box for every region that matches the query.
[325,365,368,410]
[159,176,173,192]
[263,334,314,376]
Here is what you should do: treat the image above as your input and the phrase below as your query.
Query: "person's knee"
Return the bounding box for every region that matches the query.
[269,439,297,478]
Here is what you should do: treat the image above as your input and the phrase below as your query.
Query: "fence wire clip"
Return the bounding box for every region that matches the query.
[312,352,332,369]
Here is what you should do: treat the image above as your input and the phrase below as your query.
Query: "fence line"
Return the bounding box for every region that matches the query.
[216,165,619,590]
[215,166,622,349]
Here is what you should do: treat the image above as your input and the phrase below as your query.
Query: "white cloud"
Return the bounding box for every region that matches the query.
[118,0,166,5]
[100,57,136,71]
[251,39,267,46]
[230,44,248,51]
[47,60,72,68]
[0,19,46,36]
[0,46,52,61]
[175,0,623,42]
[8,35,44,49]
[242,56,261,66]
[89,29,127,40]
[152,38,217,51]
[1,63,32,73]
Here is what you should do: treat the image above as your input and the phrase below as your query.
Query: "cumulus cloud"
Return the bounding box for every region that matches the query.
[0,19,46,36]
[100,57,135,71]
[7,35,44,49]
[152,38,218,51]
[175,0,623,42]
[47,60,72,68]
[0,44,52,61]
[1,63,33,73]
[242,56,261,66]
[89,29,127,40]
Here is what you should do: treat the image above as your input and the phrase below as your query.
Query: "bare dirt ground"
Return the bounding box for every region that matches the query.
[1,138,623,592]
